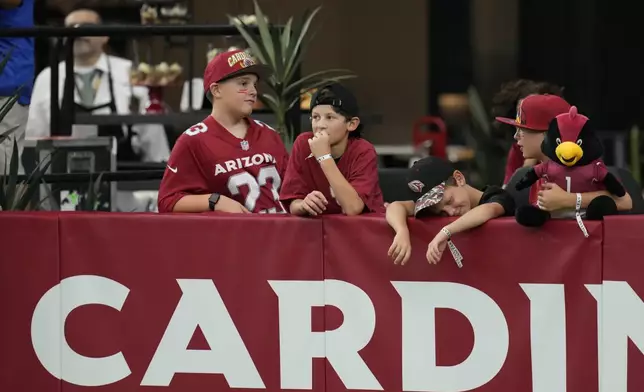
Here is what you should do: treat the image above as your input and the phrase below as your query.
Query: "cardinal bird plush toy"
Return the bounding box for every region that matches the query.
[515,106,626,236]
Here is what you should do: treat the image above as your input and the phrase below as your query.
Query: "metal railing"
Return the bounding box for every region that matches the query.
[0,24,250,138]
[7,169,164,185]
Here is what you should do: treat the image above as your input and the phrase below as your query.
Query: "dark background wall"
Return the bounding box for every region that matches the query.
[205,0,430,145]
[37,0,643,144]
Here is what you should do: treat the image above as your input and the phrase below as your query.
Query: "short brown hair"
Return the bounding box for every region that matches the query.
[491,79,564,137]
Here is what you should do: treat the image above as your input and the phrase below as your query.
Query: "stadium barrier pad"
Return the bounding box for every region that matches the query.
[0,212,642,392]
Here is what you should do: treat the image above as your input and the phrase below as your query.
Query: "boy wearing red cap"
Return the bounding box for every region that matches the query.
[157,50,290,213]
[489,79,565,187]
[279,83,384,216]
[496,94,632,212]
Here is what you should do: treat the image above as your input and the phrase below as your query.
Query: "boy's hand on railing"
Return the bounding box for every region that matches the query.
[214,195,250,213]
[299,191,328,216]
[388,231,412,265]
[426,231,448,264]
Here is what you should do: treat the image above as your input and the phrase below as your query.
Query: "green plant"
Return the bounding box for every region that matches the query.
[47,171,105,211]
[0,139,56,211]
[0,50,57,211]
[81,172,105,211]
[230,1,357,146]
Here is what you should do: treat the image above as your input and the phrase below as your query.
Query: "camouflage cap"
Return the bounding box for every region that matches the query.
[413,182,446,216]
[405,157,455,217]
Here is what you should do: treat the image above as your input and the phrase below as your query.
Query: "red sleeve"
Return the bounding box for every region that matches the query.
[348,143,385,213]
[157,136,210,213]
[504,144,524,185]
[278,137,290,180]
[279,134,311,207]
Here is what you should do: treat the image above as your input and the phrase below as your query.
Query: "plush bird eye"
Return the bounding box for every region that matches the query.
[556,138,561,145]
[576,139,583,146]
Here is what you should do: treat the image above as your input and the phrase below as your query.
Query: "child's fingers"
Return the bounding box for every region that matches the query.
[401,248,411,265]
[302,201,318,216]
[312,191,328,204]
[305,198,324,214]
[387,242,395,257]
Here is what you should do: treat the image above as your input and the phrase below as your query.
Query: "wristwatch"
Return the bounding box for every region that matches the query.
[208,193,221,211]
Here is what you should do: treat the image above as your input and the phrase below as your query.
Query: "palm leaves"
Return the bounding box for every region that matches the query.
[229,1,356,145]
[0,142,56,211]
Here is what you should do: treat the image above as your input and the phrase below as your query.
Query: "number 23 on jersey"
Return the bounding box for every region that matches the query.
[227,166,286,214]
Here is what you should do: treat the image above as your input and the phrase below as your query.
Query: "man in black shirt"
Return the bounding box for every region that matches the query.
[386,157,515,266]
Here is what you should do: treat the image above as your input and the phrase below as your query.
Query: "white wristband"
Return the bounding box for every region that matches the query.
[317,154,332,163]
[441,227,463,268]
[574,193,589,238]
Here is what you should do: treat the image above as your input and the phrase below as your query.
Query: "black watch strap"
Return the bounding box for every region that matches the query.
[208,193,221,211]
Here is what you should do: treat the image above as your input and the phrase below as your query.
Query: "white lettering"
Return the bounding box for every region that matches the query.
[587,281,644,392]
[521,284,567,392]
[251,154,264,166]
[213,154,277,176]
[228,165,285,213]
[29,277,644,390]
[141,279,264,388]
[225,160,238,172]
[31,275,131,386]
[393,281,509,392]
[214,164,226,176]
[269,280,382,390]
[184,122,208,136]
[586,284,604,391]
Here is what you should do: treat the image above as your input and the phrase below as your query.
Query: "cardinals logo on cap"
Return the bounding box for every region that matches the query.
[515,99,526,125]
[227,50,257,69]
[408,180,425,193]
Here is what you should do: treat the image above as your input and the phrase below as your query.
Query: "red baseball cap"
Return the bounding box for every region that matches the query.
[495,94,571,131]
[203,49,272,95]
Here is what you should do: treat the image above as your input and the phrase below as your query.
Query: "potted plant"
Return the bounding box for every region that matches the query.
[230,0,357,146]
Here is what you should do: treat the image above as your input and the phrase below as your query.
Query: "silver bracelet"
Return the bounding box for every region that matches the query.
[317,154,332,163]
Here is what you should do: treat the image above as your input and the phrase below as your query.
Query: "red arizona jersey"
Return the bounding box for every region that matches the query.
[529,159,609,206]
[279,132,385,214]
[158,116,289,213]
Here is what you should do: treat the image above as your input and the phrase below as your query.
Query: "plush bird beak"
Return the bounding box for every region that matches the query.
[555,141,583,167]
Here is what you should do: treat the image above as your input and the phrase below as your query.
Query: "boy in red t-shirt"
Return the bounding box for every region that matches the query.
[279,83,385,216]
